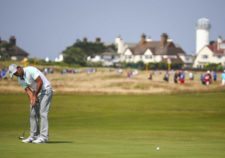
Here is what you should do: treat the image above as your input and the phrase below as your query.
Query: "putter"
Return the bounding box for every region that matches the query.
[18,104,35,140]
[18,131,26,140]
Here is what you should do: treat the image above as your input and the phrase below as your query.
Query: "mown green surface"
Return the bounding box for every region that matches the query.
[0,93,225,158]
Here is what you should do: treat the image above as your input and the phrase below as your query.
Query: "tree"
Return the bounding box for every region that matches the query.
[62,38,116,66]
[63,47,87,66]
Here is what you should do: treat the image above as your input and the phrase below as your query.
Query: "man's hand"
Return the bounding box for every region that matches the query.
[30,93,39,106]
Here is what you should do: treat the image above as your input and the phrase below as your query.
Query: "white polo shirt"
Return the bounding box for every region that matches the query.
[18,66,51,92]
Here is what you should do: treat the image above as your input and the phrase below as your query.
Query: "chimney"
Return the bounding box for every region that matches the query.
[160,33,168,47]
[217,36,223,49]
[83,37,88,43]
[140,33,147,45]
[95,37,101,43]
[9,36,16,46]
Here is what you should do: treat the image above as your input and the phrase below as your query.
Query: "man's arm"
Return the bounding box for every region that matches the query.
[26,76,43,106]
[34,76,43,97]
[25,87,35,105]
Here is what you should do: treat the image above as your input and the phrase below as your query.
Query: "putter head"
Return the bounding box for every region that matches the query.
[18,131,26,140]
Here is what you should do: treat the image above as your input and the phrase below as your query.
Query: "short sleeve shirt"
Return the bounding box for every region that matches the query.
[18,66,51,91]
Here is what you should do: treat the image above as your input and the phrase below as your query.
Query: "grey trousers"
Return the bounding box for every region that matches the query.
[30,88,53,139]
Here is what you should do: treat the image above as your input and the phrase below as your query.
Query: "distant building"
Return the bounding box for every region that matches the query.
[55,54,64,62]
[196,18,211,54]
[87,47,119,66]
[0,36,29,60]
[193,37,225,68]
[193,18,225,68]
[115,33,193,67]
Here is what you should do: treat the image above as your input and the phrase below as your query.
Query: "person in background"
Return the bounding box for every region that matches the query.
[174,71,179,83]
[204,70,212,85]
[212,71,217,82]
[148,71,153,80]
[179,71,185,84]
[0,68,7,80]
[200,73,205,85]
[163,71,169,82]
[189,71,194,80]
[222,70,225,86]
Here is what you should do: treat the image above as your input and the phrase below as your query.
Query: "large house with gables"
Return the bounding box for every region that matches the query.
[0,36,29,60]
[115,33,193,67]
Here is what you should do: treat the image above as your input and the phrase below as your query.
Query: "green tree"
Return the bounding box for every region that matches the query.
[63,47,87,66]
[62,39,116,66]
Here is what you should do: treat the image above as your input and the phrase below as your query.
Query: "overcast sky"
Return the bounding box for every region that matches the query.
[0,0,225,60]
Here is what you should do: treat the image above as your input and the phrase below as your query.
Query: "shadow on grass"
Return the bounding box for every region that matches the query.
[47,141,73,144]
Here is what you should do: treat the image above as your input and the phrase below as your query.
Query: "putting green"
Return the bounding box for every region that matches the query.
[0,93,225,158]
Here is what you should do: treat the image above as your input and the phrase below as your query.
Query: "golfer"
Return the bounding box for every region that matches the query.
[8,64,53,143]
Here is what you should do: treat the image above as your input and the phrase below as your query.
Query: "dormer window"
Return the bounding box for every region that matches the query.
[125,55,132,59]
[145,55,152,59]
[217,55,222,59]
[202,55,208,59]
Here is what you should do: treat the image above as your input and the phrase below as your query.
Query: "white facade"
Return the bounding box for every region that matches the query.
[122,49,133,63]
[193,46,225,68]
[55,54,64,62]
[142,49,155,63]
[115,36,127,54]
[87,55,101,62]
[196,18,211,53]
[120,49,166,64]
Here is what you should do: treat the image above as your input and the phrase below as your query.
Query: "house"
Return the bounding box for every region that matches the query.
[0,36,29,60]
[116,33,192,66]
[55,54,64,62]
[193,37,225,68]
[87,49,120,66]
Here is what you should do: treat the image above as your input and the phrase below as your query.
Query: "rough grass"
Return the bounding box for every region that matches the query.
[0,93,225,158]
[1,69,225,94]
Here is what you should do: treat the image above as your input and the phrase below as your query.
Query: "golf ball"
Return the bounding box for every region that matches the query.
[156,146,160,150]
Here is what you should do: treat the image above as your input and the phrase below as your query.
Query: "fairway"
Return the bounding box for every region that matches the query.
[0,93,225,158]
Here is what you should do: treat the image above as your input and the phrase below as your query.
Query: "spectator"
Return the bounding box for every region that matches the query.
[163,71,169,82]
[212,71,217,82]
[204,71,212,85]
[200,73,205,85]
[179,71,185,84]
[127,70,132,78]
[0,68,7,80]
[189,72,194,80]
[222,70,225,86]
[174,71,179,83]
[148,71,153,80]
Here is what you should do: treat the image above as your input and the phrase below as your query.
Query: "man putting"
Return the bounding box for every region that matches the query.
[8,64,53,143]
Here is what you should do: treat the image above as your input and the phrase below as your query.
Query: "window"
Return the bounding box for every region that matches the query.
[125,55,132,59]
[202,55,208,59]
[145,55,152,59]
[217,55,222,59]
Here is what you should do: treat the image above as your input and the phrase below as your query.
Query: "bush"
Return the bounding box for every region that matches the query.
[204,63,224,71]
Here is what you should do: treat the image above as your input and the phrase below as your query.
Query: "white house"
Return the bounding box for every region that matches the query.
[116,33,191,66]
[87,51,120,66]
[55,54,64,62]
[193,38,225,68]
[87,33,193,67]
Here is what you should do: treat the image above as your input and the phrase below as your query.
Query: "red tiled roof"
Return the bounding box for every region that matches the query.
[207,42,225,55]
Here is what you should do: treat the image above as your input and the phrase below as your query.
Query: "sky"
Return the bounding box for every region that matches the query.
[0,0,225,60]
